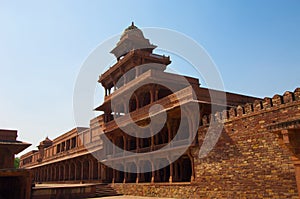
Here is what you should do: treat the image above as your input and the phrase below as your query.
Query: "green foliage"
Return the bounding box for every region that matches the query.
[14,157,20,169]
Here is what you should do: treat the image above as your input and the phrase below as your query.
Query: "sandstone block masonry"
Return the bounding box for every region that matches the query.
[194,88,300,198]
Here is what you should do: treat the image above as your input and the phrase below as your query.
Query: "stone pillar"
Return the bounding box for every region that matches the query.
[53,167,56,181]
[81,161,84,181]
[188,151,195,182]
[58,165,61,181]
[113,81,117,91]
[98,162,101,180]
[123,135,127,151]
[135,67,140,77]
[180,160,184,181]
[112,167,116,184]
[68,164,71,181]
[167,120,173,146]
[49,166,51,181]
[151,161,155,184]
[136,164,140,184]
[155,90,159,101]
[112,137,116,155]
[150,88,154,103]
[150,127,155,150]
[136,137,139,153]
[101,164,106,181]
[123,165,127,183]
[136,95,140,109]
[151,135,154,150]
[89,160,93,181]
[169,162,173,183]
[74,163,77,181]
[49,166,52,181]
[124,102,128,114]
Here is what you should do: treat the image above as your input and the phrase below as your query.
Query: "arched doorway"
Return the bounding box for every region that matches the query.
[155,159,170,182]
[115,164,124,183]
[70,162,75,180]
[140,160,152,183]
[126,162,137,183]
[173,155,192,182]
[76,161,81,181]
[181,156,192,182]
[129,97,137,112]
[59,165,65,181]
[65,163,70,181]
[83,160,89,180]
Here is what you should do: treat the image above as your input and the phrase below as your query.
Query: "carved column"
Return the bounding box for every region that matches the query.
[150,87,154,103]
[123,164,127,183]
[136,136,139,153]
[168,157,173,183]
[151,160,155,184]
[167,119,173,146]
[135,95,140,109]
[81,161,84,181]
[155,89,159,101]
[123,101,128,114]
[136,161,140,184]
[188,150,195,182]
[89,159,93,181]
[123,135,127,152]
[151,133,154,150]
[112,137,116,155]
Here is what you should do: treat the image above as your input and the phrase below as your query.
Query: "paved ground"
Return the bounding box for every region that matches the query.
[86,196,174,199]
[35,183,97,188]
[35,184,175,198]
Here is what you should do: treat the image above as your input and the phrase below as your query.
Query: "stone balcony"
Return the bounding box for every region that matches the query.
[93,86,198,134]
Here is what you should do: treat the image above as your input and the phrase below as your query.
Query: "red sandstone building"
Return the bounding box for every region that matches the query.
[0,129,31,199]
[20,23,300,198]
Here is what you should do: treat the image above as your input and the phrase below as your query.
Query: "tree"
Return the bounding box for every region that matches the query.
[14,157,20,169]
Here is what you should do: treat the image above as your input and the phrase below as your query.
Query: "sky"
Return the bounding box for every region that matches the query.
[0,0,299,156]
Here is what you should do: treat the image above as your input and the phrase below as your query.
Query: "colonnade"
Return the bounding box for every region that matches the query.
[32,153,194,184]
[109,154,194,183]
[33,155,102,183]
[105,115,192,157]
[103,84,172,123]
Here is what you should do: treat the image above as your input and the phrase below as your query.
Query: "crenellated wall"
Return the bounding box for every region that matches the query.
[195,88,300,198]
[201,88,300,124]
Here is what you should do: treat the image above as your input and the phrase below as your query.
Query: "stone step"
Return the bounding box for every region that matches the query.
[94,184,121,197]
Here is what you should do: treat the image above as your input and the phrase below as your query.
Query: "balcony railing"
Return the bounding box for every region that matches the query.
[102,86,196,133]
[103,138,195,161]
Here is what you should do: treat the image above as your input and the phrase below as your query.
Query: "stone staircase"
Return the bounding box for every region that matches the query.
[93,184,121,197]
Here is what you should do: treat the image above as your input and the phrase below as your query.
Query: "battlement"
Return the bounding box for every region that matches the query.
[201,88,300,125]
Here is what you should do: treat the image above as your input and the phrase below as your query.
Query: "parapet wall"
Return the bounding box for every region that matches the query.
[194,88,300,198]
[201,88,300,125]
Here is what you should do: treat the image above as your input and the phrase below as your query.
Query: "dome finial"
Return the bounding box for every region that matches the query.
[131,21,134,26]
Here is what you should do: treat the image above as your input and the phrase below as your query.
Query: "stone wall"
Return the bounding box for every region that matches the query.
[194,88,300,198]
[113,183,197,199]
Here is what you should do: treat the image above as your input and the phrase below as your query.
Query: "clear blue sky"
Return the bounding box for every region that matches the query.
[1,0,299,156]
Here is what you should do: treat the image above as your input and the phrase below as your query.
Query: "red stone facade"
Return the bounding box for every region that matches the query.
[20,23,300,198]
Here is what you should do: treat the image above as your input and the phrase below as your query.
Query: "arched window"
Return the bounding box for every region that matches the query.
[158,88,172,100]
[142,92,151,106]
[129,98,137,112]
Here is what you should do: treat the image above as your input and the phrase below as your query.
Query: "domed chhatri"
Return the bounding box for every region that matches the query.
[124,21,138,31]
[111,22,156,60]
